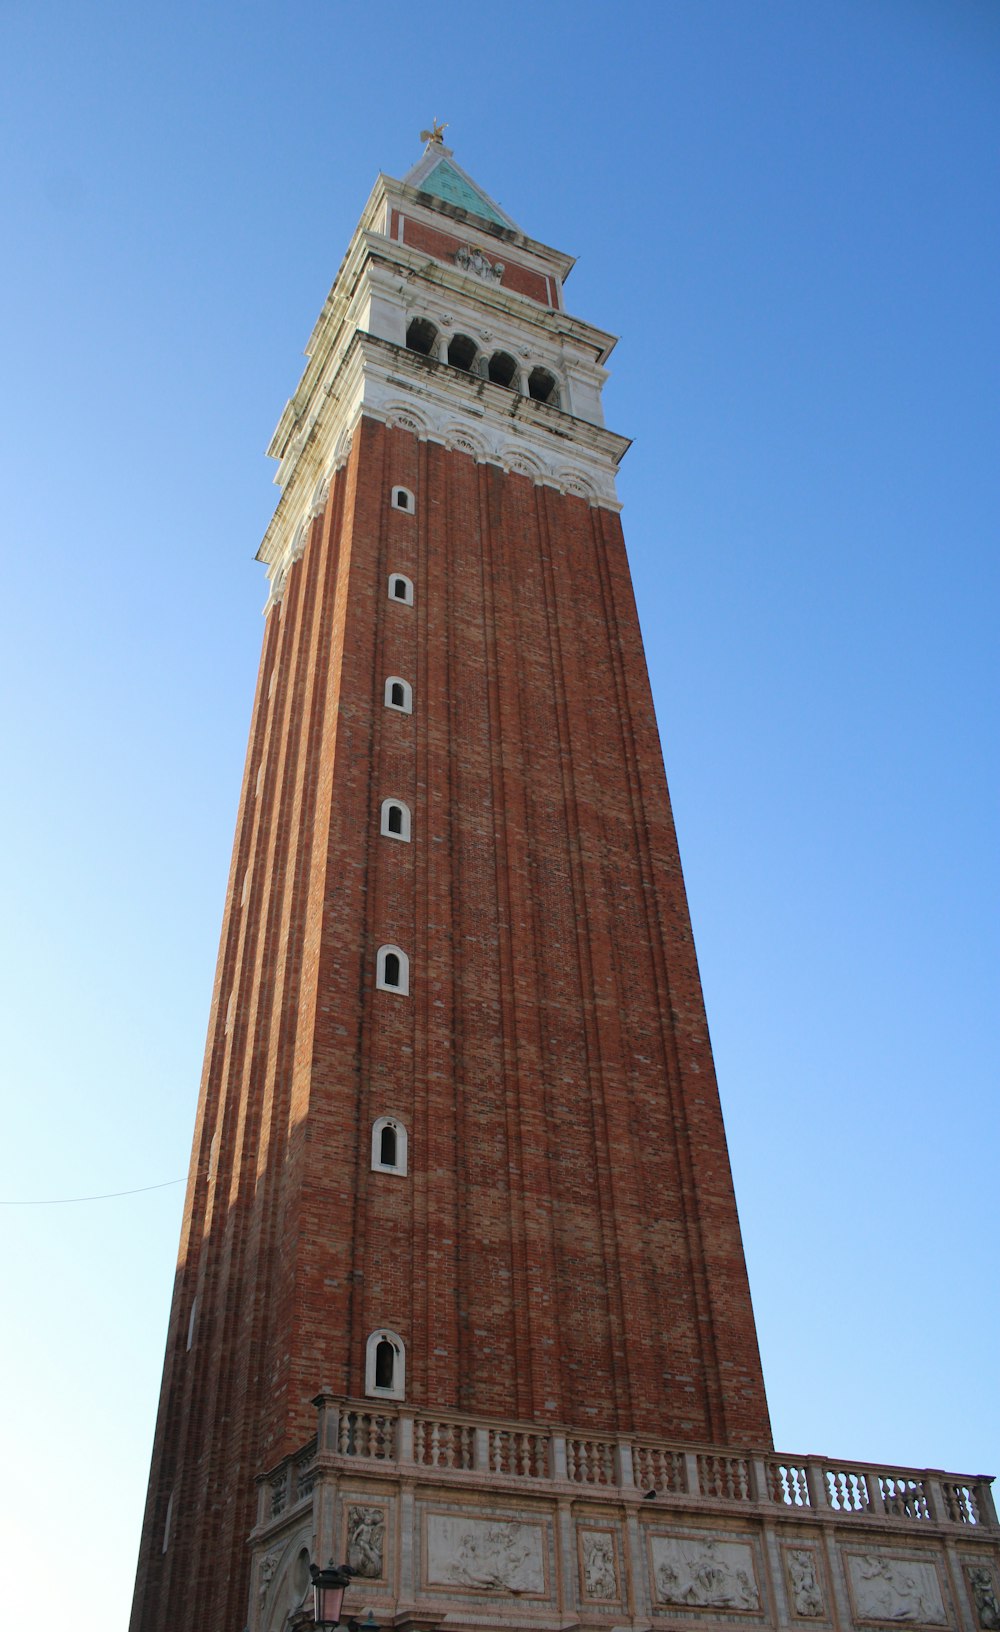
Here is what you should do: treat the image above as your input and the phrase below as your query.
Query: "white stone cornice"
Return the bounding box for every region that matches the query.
[256,332,630,604]
[270,232,618,473]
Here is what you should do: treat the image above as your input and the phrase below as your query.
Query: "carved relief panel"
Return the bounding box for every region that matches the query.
[648,1533,763,1614]
[966,1564,1000,1631]
[844,1552,947,1625]
[577,1527,621,1603]
[424,1511,548,1597]
[781,1545,827,1620]
[345,1504,387,1582]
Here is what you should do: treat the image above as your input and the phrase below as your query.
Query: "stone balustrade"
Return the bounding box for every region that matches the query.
[256,1396,998,1535]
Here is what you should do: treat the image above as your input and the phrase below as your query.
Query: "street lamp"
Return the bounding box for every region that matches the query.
[309,1561,353,1630]
[307,1560,381,1632]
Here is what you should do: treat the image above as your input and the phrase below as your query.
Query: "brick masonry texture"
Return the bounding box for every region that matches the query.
[395,210,552,304]
[130,421,771,1632]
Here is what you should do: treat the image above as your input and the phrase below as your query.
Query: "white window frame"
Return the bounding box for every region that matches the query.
[388,572,414,606]
[371,1115,408,1176]
[391,485,415,513]
[384,676,413,714]
[365,1328,406,1400]
[380,798,411,842]
[376,944,409,995]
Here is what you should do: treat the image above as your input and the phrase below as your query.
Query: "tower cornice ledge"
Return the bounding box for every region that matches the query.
[256,332,631,590]
[275,232,617,470]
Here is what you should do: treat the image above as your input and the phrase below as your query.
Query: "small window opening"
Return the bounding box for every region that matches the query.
[388,572,414,605]
[380,798,411,841]
[365,1328,405,1398]
[528,366,559,405]
[376,944,409,994]
[384,675,412,713]
[448,333,478,372]
[371,1115,408,1174]
[489,351,518,388]
[390,486,414,514]
[406,317,438,356]
[375,1339,395,1389]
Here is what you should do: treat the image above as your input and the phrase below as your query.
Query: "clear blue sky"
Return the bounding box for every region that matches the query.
[1,3,997,1626]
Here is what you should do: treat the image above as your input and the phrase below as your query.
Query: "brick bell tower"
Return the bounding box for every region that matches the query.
[131,132,772,1632]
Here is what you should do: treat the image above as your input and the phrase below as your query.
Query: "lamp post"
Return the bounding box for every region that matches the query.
[307,1561,380,1632]
[309,1562,353,1630]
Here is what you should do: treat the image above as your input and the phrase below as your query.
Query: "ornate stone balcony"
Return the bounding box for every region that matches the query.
[250,1397,1000,1632]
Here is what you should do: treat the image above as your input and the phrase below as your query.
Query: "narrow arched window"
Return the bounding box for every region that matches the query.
[528,366,560,406]
[406,317,437,356]
[380,798,411,842]
[448,333,478,372]
[489,350,518,388]
[371,1115,408,1175]
[391,486,415,514]
[376,944,409,995]
[365,1328,405,1398]
[384,676,412,714]
[388,573,413,605]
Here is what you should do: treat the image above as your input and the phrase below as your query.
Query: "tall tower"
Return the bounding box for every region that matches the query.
[132,139,999,1632]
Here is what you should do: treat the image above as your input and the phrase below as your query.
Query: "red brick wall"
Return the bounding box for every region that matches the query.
[131,421,771,1632]
[399,215,553,305]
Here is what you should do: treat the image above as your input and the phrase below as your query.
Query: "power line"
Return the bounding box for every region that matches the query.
[0,1177,184,1206]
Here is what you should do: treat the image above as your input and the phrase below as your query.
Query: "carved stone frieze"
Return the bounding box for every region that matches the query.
[846,1552,946,1624]
[650,1534,761,1612]
[426,1513,545,1595]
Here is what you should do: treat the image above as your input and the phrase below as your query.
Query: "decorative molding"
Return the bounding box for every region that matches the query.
[258,331,627,608]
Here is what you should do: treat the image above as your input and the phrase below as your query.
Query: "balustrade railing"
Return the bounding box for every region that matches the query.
[256,1399,997,1536]
[489,1427,549,1478]
[698,1453,751,1501]
[634,1441,686,1495]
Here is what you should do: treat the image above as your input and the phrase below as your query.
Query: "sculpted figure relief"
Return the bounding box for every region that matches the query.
[347,1506,385,1579]
[787,1549,824,1618]
[258,1550,280,1599]
[849,1554,946,1624]
[455,245,505,284]
[652,1537,760,1612]
[581,1531,617,1599]
[427,1514,544,1594]
[969,1568,1000,1631]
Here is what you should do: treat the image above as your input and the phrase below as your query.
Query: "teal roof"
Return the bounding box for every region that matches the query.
[417,158,510,227]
